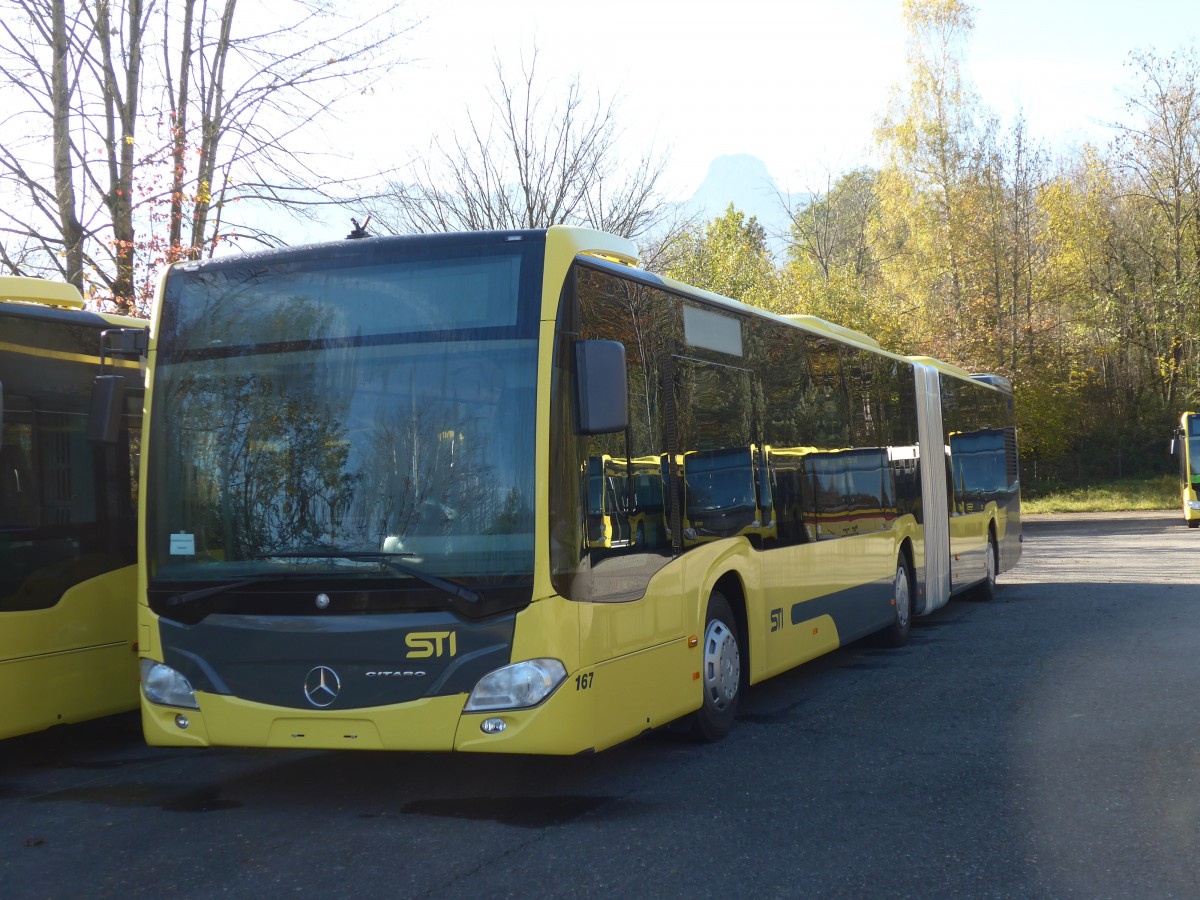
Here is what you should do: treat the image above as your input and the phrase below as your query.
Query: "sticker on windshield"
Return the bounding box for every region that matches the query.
[170,532,196,556]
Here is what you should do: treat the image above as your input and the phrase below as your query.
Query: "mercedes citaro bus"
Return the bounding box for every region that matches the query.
[136,227,1020,754]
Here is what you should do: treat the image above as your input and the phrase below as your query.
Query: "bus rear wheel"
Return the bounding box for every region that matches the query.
[976,535,998,601]
[874,555,912,647]
[691,590,741,742]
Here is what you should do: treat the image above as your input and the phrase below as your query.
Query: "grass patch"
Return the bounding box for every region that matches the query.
[1023,475,1178,514]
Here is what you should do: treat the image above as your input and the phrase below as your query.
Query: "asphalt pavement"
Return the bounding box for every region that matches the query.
[2,510,1198,898]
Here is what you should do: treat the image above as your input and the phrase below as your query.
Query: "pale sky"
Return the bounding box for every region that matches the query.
[343,0,1197,203]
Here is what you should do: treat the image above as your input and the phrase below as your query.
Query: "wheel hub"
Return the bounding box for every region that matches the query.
[702,619,739,709]
[895,566,911,626]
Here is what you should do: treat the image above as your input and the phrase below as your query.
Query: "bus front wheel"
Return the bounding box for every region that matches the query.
[691,590,741,742]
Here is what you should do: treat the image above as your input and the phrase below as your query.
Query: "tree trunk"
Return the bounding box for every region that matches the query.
[50,0,84,290]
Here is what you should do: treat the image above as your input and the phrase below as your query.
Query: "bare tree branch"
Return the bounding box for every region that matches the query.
[0,0,415,313]
[369,48,672,243]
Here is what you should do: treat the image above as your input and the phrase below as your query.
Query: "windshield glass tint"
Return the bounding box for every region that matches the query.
[162,249,524,348]
[148,235,541,583]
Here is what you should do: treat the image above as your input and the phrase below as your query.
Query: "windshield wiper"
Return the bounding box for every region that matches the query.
[255,551,482,606]
[163,573,309,611]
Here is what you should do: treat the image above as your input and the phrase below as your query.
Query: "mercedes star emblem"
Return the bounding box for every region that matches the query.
[303,665,341,708]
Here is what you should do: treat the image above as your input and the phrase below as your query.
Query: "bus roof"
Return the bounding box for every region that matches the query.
[549,226,639,268]
[970,373,1013,392]
[0,274,85,309]
[781,315,881,349]
[907,354,973,380]
[0,275,146,329]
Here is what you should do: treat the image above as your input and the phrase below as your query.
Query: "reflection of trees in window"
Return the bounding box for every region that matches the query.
[349,396,503,545]
[567,266,682,596]
[846,353,919,451]
[676,360,752,453]
[577,268,679,459]
[756,325,809,447]
[171,367,359,558]
[796,337,851,449]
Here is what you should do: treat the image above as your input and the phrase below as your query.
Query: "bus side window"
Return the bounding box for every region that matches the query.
[0,417,38,529]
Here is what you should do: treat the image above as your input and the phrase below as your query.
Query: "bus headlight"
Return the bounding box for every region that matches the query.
[140,659,199,709]
[1187,500,1200,510]
[464,659,567,711]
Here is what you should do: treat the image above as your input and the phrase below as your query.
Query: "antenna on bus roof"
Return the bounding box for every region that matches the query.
[346,215,371,240]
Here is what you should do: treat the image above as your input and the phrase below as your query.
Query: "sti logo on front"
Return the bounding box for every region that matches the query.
[405,630,457,659]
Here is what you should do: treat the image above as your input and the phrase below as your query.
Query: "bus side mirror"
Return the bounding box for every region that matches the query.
[575,340,628,435]
[86,326,147,444]
[88,375,126,444]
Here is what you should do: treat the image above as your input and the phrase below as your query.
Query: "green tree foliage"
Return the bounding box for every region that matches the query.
[658,3,1200,489]
[875,0,982,358]
[771,1,1200,487]
[782,167,908,351]
[657,204,781,311]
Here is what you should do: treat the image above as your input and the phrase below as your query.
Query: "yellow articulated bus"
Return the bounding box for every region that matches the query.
[1172,411,1200,527]
[1,276,145,740]
[136,227,1021,754]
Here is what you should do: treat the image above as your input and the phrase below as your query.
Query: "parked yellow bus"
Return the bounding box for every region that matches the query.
[1,276,145,740]
[1172,411,1200,527]
[136,227,1021,754]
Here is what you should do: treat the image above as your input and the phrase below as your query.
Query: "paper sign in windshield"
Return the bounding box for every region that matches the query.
[170,532,196,556]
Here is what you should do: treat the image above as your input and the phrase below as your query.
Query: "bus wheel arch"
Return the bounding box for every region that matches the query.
[691,573,748,742]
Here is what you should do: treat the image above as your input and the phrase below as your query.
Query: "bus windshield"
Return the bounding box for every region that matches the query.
[1188,414,1200,478]
[146,236,541,589]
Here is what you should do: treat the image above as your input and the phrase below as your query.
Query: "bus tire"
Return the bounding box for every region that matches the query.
[1188,519,1199,529]
[691,590,741,742]
[874,555,913,647]
[977,535,998,601]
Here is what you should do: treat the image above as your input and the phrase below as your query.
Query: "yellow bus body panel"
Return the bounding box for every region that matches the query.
[137,520,922,755]
[1185,485,1200,525]
[455,636,695,754]
[949,503,999,586]
[1,565,139,740]
[758,521,913,680]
